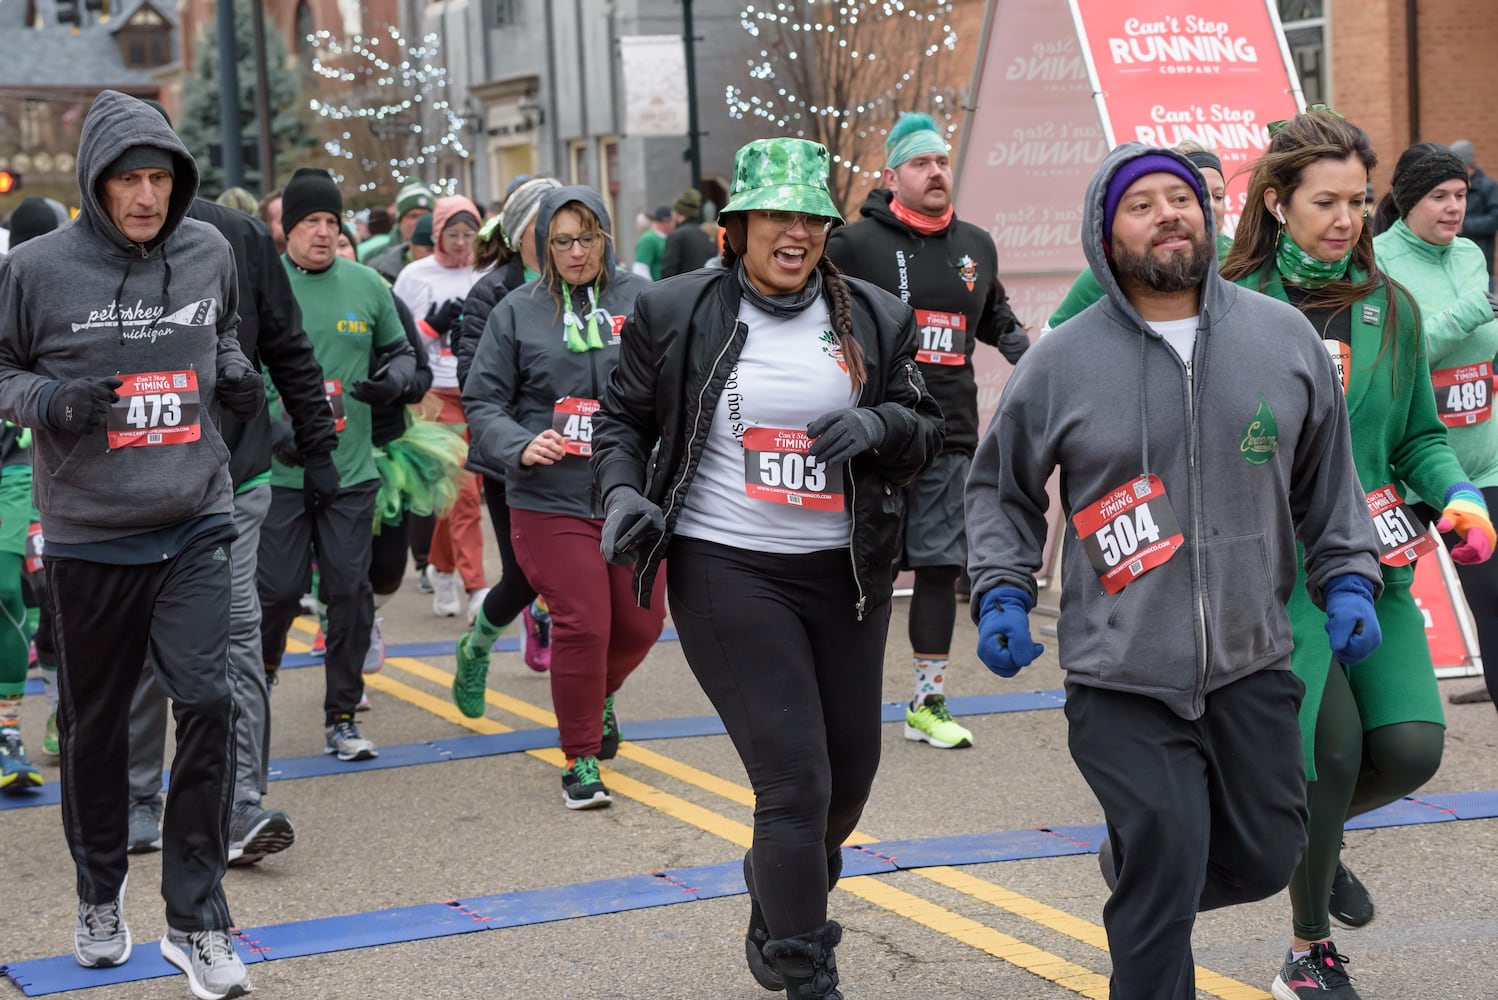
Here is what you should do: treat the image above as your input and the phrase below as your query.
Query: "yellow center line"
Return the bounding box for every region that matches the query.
[295,622,1267,998]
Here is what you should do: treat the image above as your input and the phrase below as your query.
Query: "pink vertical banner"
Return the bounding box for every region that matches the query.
[1067,0,1304,233]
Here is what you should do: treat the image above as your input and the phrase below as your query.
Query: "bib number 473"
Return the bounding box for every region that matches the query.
[123,392,183,429]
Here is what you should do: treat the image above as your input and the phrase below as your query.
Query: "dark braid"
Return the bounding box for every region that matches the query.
[818,254,866,394]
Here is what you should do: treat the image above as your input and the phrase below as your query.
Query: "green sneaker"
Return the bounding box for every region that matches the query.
[451,632,491,719]
[904,694,973,749]
[561,754,611,810]
[43,711,59,758]
[599,694,620,761]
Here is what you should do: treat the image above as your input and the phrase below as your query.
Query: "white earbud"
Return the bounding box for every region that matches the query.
[1274,205,1287,225]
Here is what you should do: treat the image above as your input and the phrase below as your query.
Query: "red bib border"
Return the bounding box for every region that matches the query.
[1072,474,1184,594]
[914,308,966,367]
[552,397,600,457]
[742,426,844,512]
[1365,484,1436,567]
[1432,362,1492,428]
[106,370,201,449]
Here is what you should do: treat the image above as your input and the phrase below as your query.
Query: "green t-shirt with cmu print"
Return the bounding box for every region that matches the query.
[274,256,406,490]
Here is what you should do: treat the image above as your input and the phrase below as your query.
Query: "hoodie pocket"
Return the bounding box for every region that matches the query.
[1202,533,1281,665]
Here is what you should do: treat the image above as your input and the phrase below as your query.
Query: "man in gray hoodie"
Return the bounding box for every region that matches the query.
[965,144,1383,1000]
[0,90,259,998]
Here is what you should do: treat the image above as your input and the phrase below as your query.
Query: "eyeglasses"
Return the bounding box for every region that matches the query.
[758,211,834,235]
[550,231,604,251]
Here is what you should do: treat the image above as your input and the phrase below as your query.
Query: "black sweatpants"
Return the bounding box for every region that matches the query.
[668,537,889,939]
[258,482,378,722]
[50,524,237,932]
[480,474,538,629]
[369,511,410,598]
[1066,670,1308,1000]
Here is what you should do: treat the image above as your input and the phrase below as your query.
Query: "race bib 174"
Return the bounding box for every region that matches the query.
[914,309,967,367]
[107,370,201,449]
[1072,474,1184,594]
[742,427,844,511]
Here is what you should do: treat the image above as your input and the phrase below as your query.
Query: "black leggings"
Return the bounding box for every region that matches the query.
[907,564,960,656]
[369,513,411,598]
[1287,659,1443,940]
[1417,487,1498,707]
[479,475,538,629]
[668,537,890,939]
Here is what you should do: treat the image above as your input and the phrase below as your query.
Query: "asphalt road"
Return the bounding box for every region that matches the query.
[4,524,1498,999]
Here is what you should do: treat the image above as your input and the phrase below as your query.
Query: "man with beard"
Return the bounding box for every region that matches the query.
[828,113,1028,751]
[964,144,1382,1000]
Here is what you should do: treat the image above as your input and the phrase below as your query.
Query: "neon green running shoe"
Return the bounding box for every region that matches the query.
[43,711,59,758]
[451,632,490,719]
[904,694,973,749]
[599,694,620,761]
[561,754,611,810]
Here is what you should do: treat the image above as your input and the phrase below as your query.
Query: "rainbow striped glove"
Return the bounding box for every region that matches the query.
[1438,483,1495,565]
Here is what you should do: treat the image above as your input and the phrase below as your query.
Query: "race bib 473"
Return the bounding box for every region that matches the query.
[107,370,201,448]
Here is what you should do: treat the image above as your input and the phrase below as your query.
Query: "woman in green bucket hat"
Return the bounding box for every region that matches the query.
[591,137,944,998]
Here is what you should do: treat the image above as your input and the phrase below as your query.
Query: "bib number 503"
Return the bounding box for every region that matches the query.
[1094,505,1162,567]
[757,452,826,492]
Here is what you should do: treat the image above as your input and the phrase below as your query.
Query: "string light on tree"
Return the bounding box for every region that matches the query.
[725,3,961,207]
[305,25,468,193]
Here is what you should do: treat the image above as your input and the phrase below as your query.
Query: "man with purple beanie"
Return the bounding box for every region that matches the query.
[965,143,1381,999]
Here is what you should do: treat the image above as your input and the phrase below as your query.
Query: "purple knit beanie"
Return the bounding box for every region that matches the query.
[1102,153,1204,243]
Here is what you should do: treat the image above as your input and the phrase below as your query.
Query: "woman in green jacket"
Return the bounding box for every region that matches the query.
[1220,109,1495,1000]
[1373,142,1498,710]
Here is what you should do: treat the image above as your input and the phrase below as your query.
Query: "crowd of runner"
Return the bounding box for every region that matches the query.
[2,88,1496,1000]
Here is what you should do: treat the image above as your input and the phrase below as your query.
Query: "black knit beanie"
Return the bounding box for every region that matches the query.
[7,197,61,247]
[1392,145,1469,218]
[281,167,344,235]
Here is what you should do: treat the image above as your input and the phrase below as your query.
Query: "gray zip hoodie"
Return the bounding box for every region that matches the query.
[463,186,649,517]
[0,90,247,545]
[965,142,1382,720]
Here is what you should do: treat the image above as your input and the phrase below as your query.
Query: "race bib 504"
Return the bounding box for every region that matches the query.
[1072,474,1184,594]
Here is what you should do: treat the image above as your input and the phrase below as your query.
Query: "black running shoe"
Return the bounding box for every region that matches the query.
[1329,861,1374,929]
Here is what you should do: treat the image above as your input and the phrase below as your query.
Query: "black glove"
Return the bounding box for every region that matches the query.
[349,375,406,406]
[217,362,266,420]
[425,298,463,339]
[600,486,665,566]
[45,376,122,434]
[806,407,884,467]
[270,419,303,467]
[302,453,341,509]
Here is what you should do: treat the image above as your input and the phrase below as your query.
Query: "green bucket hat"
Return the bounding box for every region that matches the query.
[722,138,843,222]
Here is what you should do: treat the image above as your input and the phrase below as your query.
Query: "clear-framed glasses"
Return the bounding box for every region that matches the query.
[759,211,834,236]
[550,231,604,251]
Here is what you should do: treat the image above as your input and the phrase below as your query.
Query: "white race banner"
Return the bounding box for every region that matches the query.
[619,35,690,138]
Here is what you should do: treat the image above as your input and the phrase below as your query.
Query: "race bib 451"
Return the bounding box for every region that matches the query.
[552,397,599,457]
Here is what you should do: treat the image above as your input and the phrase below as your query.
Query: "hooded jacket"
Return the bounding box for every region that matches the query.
[827,188,1028,455]
[456,255,528,390]
[0,90,251,546]
[463,186,649,517]
[187,196,337,489]
[965,143,1382,720]
[392,196,481,390]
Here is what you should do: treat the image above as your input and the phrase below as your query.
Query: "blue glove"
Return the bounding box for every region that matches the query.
[976,586,1045,678]
[1323,573,1381,665]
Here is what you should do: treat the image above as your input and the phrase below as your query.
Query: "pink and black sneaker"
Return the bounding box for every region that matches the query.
[1271,941,1360,999]
[520,601,551,673]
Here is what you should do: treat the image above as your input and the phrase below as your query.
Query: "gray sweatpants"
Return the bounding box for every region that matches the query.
[129,484,272,807]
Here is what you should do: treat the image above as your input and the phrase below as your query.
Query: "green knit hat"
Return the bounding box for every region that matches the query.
[721,138,843,221]
[396,180,435,220]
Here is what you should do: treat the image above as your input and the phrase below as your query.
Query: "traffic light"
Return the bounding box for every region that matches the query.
[0,170,19,195]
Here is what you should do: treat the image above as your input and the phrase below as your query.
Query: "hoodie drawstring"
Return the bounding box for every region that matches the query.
[112,245,173,345]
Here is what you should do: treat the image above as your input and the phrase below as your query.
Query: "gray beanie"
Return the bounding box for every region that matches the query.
[1451,139,1476,168]
[104,145,175,181]
[501,177,562,251]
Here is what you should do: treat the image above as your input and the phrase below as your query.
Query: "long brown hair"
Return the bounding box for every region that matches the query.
[539,201,612,309]
[720,214,867,394]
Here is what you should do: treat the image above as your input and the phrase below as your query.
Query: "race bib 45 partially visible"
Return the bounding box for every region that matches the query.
[742,427,844,511]
[107,370,201,448]
[1072,474,1184,594]
[552,396,599,457]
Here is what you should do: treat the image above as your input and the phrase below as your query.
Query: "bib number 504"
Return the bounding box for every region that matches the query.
[1094,505,1162,567]
[757,452,826,493]
[124,392,183,429]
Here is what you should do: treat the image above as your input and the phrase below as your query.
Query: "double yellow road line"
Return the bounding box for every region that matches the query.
[288,619,1269,999]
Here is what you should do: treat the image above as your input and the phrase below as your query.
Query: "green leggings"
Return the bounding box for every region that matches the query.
[1287,659,1444,940]
[0,552,28,697]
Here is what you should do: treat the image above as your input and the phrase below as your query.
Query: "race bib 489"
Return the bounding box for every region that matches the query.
[107,370,201,448]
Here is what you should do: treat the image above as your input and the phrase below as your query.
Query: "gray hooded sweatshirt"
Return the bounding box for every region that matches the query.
[463,186,649,518]
[0,90,248,548]
[965,143,1382,720]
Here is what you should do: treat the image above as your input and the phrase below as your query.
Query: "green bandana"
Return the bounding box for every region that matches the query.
[562,282,605,353]
[1276,229,1352,288]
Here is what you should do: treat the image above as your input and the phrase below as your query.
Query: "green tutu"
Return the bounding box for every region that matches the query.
[373,416,470,527]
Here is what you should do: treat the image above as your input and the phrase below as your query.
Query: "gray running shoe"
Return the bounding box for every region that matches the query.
[160,927,252,999]
[74,876,131,968]
[226,801,295,866]
[127,798,163,854]
[323,718,378,761]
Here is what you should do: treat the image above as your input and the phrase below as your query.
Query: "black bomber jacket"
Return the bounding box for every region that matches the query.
[591,266,945,614]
